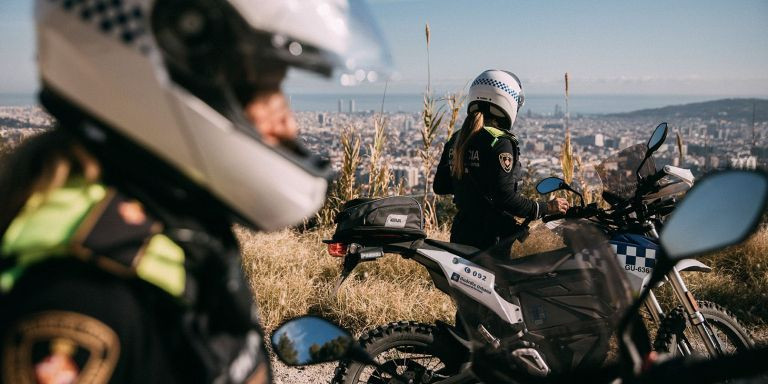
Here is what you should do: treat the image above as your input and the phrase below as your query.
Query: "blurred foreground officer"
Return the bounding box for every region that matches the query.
[0,0,391,382]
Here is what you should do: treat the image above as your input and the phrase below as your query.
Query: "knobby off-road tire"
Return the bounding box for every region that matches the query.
[654,300,754,357]
[332,321,465,384]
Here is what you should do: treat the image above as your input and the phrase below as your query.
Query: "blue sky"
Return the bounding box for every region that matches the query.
[2,0,767,96]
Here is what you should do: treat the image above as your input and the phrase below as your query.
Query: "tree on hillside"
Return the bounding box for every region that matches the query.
[275,333,300,365]
[308,336,350,363]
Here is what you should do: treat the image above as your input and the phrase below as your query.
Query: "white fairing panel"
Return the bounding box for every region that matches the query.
[611,242,655,293]
[419,249,523,325]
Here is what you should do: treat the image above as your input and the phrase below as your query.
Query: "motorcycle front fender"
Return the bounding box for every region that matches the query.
[641,259,711,289]
[673,259,712,273]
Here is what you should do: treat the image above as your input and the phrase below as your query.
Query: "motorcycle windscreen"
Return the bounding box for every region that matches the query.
[451,220,632,374]
[595,144,657,200]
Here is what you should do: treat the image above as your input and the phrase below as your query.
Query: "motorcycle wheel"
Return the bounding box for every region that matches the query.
[332,321,465,384]
[654,300,754,357]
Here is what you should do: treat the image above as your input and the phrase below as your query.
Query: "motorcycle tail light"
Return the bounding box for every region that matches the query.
[327,242,348,257]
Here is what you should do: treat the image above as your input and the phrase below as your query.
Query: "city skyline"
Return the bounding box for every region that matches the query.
[1,0,767,97]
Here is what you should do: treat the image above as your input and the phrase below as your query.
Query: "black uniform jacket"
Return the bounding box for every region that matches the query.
[0,185,269,384]
[434,127,545,250]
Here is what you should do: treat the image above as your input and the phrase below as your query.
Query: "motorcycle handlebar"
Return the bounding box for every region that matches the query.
[542,213,566,223]
[637,168,669,196]
[542,205,601,223]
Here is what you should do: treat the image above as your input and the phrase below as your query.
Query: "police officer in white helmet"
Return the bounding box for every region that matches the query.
[434,70,568,253]
[0,0,391,382]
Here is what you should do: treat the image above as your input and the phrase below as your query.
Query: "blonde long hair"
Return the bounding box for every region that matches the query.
[450,111,484,179]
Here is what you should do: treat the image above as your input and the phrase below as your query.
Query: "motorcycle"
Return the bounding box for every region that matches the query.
[322,199,622,382]
[271,169,768,384]
[313,124,681,383]
[535,123,754,358]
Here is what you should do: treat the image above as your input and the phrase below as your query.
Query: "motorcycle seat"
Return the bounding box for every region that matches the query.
[423,239,481,258]
[497,247,573,278]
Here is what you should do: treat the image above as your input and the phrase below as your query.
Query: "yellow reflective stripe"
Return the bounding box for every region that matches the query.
[483,126,506,138]
[483,126,517,148]
[0,266,23,293]
[1,181,107,259]
[136,234,185,298]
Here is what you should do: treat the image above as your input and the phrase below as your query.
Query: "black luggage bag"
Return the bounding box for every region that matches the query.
[331,196,426,245]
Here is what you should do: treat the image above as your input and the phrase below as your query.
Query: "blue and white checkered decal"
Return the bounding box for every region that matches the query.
[471,77,523,105]
[611,243,656,270]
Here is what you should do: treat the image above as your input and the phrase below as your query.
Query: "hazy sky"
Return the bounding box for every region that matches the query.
[2,0,767,96]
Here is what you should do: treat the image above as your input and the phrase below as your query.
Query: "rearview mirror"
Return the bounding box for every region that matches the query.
[271,316,354,366]
[660,170,768,261]
[636,123,668,182]
[536,177,584,207]
[647,123,668,154]
[536,177,566,194]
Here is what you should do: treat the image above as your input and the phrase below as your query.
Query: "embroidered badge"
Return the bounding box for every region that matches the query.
[35,338,80,384]
[2,311,121,384]
[499,153,514,173]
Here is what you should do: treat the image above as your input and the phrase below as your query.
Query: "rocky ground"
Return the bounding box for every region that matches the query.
[271,359,337,384]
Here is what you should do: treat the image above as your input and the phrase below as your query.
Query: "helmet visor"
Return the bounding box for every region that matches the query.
[332,0,394,85]
[243,0,394,87]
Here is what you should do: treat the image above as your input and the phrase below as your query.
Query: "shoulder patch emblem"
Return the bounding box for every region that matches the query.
[499,153,514,173]
[2,311,120,384]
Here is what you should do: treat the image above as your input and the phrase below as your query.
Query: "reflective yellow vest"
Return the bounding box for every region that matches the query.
[1,177,187,299]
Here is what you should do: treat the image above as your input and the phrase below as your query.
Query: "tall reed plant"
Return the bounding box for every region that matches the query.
[367,112,392,198]
[366,87,393,198]
[420,23,447,229]
[316,125,362,226]
[676,131,685,166]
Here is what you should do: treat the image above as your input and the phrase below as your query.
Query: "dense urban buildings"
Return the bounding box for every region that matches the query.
[2,103,766,195]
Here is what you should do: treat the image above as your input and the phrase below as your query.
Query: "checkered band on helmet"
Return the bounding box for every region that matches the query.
[48,0,151,54]
[470,77,523,106]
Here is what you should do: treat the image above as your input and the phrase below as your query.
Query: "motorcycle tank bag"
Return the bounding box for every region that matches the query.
[331,197,426,244]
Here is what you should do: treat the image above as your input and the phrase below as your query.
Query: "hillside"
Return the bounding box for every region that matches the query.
[608,98,768,121]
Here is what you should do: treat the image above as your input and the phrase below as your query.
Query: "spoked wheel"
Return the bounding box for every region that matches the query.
[361,355,446,384]
[332,321,467,384]
[655,301,754,358]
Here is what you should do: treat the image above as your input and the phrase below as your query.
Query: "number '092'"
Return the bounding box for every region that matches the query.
[463,267,487,281]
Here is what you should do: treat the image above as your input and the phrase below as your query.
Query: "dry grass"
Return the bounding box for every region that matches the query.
[238,226,454,335]
[682,228,768,331]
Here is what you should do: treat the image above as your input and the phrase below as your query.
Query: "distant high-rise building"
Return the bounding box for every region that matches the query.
[554,104,563,118]
[317,113,325,125]
[407,167,419,188]
[594,133,604,147]
[393,166,420,189]
[338,99,343,114]
[349,99,356,114]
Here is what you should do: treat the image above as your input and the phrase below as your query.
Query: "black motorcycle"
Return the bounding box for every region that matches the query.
[271,169,768,384]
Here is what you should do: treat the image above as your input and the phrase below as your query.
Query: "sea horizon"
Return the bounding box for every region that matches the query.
[2,92,765,115]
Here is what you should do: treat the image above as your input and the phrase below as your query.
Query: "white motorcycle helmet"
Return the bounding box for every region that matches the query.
[35,0,392,230]
[467,69,525,130]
